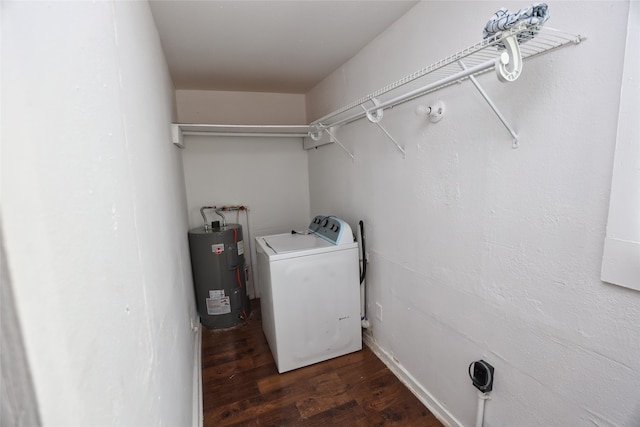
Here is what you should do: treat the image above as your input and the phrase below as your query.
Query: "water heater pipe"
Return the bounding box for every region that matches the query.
[215,205,255,298]
[214,207,226,227]
[200,206,216,231]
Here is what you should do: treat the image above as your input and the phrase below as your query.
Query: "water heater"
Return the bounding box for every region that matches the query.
[188,224,251,329]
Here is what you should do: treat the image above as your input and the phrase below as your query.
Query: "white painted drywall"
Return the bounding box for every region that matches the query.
[177,91,311,298]
[601,0,640,291]
[1,1,197,425]
[306,1,639,426]
[176,90,307,124]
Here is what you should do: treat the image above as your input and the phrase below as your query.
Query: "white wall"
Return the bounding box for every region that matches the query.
[601,1,640,291]
[306,1,639,426]
[177,90,311,298]
[1,1,197,425]
[176,89,307,125]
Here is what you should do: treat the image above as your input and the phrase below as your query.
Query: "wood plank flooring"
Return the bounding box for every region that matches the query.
[201,299,443,426]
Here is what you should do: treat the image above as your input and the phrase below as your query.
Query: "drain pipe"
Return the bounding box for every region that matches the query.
[358,220,370,329]
[475,391,490,427]
[469,359,494,427]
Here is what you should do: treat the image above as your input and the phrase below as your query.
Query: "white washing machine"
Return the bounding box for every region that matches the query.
[255,215,362,373]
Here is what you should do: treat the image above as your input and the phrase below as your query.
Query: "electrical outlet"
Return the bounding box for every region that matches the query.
[190,317,200,333]
[469,360,494,392]
[375,303,383,321]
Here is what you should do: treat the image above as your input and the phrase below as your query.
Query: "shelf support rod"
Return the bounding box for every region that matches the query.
[458,60,519,148]
[360,103,406,158]
[375,122,406,158]
[323,127,354,161]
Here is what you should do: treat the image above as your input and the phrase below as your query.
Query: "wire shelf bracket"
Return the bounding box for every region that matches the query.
[461,60,520,148]
[324,127,354,161]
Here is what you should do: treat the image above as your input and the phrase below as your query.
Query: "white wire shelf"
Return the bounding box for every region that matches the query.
[311,24,585,132]
[172,23,584,152]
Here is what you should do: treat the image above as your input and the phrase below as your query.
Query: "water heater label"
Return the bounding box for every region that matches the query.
[209,290,225,298]
[211,243,225,254]
[206,296,231,315]
[237,240,244,255]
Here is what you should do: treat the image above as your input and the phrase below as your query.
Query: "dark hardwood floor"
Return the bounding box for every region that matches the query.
[201,299,443,426]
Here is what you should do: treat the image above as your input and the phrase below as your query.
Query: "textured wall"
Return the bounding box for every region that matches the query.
[306,1,638,426]
[176,90,307,125]
[1,1,197,425]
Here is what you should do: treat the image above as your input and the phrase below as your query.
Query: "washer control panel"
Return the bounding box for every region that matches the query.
[308,215,353,245]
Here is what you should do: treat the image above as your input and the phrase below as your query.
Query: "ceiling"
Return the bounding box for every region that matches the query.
[149,0,419,94]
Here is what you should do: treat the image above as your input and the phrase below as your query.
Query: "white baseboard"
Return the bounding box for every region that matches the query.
[192,323,203,427]
[363,333,462,427]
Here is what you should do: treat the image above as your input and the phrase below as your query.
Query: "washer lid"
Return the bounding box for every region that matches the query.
[263,233,332,254]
